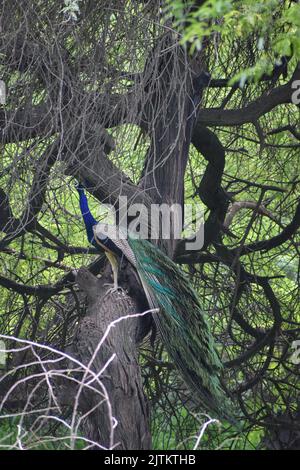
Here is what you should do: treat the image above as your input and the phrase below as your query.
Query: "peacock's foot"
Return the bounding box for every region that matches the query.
[104,283,126,296]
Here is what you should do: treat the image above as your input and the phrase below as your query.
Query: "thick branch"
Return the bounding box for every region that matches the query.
[195,64,300,127]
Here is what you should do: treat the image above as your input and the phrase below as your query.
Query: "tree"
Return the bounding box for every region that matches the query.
[0,0,299,450]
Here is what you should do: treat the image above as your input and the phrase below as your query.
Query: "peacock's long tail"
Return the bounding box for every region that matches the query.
[77,184,237,422]
[128,235,236,423]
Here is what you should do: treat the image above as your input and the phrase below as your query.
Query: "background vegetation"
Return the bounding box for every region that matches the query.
[0,0,299,450]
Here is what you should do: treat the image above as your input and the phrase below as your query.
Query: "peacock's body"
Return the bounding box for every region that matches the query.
[76,184,235,422]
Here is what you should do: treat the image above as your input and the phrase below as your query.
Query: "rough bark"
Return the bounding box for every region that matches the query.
[71,267,151,450]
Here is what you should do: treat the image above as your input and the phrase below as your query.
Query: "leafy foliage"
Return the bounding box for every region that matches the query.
[0,0,299,450]
[167,0,300,83]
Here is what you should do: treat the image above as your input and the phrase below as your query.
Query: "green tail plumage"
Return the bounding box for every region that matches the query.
[128,236,236,423]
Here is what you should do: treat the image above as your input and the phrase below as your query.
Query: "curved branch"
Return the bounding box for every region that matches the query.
[238,200,300,256]
[195,64,300,127]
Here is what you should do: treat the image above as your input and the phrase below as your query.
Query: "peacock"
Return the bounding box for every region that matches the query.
[76,183,236,423]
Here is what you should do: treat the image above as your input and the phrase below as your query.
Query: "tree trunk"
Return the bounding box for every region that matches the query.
[72,267,151,450]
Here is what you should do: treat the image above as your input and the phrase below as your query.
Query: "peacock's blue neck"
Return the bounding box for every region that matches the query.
[77,188,98,243]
